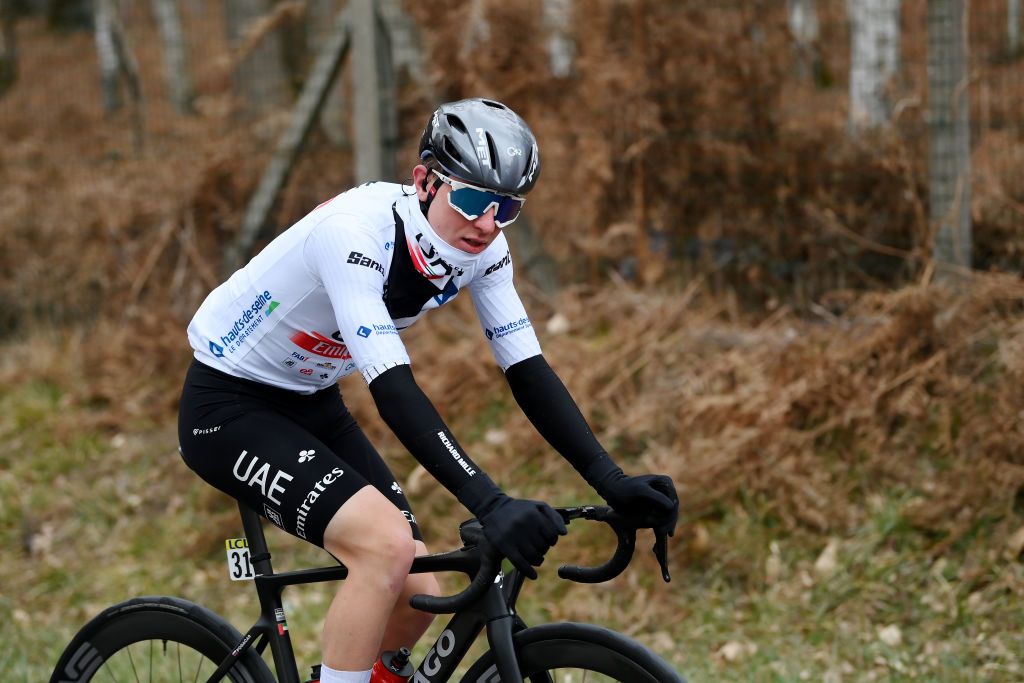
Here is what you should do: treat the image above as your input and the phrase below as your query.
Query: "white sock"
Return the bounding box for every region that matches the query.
[319,663,371,683]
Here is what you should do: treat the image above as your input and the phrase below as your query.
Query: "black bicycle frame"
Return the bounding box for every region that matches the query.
[205,503,529,683]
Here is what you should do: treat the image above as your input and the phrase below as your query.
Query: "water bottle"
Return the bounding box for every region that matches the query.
[370,647,414,683]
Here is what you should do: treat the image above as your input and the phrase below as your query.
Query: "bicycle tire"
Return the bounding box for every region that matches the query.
[460,622,685,683]
[49,595,275,683]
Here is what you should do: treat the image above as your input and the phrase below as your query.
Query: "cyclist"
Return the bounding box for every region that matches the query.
[178,98,679,683]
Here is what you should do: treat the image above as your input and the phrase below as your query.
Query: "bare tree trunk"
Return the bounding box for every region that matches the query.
[543,0,574,77]
[504,214,561,294]
[0,0,16,96]
[378,0,431,101]
[1010,0,1021,54]
[927,0,971,280]
[461,0,490,60]
[351,0,397,183]
[788,0,820,81]
[847,0,901,132]
[94,0,122,112]
[224,6,352,275]
[224,0,290,113]
[151,0,194,114]
[93,0,146,152]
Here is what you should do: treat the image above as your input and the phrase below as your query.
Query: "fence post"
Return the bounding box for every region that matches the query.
[151,0,195,114]
[223,7,352,275]
[927,0,972,281]
[351,0,397,183]
[0,0,15,95]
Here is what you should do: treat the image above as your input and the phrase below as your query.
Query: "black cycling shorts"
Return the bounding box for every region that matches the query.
[178,359,422,547]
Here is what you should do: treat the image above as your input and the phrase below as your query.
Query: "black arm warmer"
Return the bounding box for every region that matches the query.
[504,355,621,485]
[368,364,503,515]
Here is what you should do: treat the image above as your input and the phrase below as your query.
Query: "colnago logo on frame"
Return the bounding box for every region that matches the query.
[414,629,458,682]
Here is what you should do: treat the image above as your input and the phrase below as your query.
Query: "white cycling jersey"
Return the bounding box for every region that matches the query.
[188,182,542,393]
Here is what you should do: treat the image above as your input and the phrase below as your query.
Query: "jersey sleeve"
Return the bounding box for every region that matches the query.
[305,217,410,383]
[468,247,542,370]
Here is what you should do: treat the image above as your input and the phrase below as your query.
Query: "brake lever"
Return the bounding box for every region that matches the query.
[653,531,671,583]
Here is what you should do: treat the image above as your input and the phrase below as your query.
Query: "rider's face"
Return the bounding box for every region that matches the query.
[412,164,501,255]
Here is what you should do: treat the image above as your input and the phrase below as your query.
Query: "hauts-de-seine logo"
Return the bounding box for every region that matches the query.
[357,323,398,338]
[485,317,532,341]
[211,290,278,357]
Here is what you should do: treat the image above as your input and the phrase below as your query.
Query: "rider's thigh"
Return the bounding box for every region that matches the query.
[323,485,417,590]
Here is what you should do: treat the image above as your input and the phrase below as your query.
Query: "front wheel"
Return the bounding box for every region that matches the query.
[49,595,275,683]
[461,622,685,683]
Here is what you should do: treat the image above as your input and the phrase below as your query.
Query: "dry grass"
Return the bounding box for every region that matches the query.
[2,3,1023,680]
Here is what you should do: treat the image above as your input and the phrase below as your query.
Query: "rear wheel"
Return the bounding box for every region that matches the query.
[461,622,685,683]
[49,595,274,683]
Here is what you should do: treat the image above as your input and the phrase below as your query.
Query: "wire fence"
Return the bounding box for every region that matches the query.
[1,0,1022,318]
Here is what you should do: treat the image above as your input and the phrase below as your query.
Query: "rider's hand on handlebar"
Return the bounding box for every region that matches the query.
[478,496,568,580]
[596,472,680,538]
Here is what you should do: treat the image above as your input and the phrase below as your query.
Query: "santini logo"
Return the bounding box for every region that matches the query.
[483,251,510,276]
[347,251,384,275]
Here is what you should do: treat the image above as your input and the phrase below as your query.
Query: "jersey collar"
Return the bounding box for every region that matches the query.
[397,192,489,285]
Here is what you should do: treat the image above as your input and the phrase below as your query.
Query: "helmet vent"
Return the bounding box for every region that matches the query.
[446,114,468,135]
[481,99,507,110]
[442,137,466,166]
[485,132,499,170]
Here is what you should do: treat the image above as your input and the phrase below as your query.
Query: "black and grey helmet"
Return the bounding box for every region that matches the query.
[419,98,541,196]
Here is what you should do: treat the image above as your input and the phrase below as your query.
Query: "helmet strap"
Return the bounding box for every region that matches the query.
[419,174,445,218]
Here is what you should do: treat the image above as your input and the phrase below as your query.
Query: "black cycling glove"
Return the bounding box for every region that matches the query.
[586,457,679,537]
[458,477,567,579]
[478,496,567,579]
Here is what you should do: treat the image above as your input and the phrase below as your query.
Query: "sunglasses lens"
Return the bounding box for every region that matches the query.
[447,187,496,219]
[447,187,524,227]
[493,196,524,227]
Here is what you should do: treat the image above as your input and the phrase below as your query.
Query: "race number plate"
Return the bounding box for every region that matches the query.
[225,538,255,581]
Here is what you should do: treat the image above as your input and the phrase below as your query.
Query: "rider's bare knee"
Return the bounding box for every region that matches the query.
[322,492,416,595]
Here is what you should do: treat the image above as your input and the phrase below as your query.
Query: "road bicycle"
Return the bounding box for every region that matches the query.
[50,501,685,682]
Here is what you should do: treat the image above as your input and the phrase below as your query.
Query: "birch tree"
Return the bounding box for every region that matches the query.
[224,0,290,112]
[93,0,145,150]
[0,0,15,95]
[1010,0,1021,55]
[847,0,901,132]
[94,0,124,112]
[788,0,820,81]
[461,0,490,60]
[927,0,971,277]
[543,0,574,78]
[151,0,194,114]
